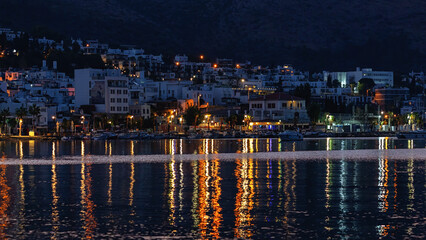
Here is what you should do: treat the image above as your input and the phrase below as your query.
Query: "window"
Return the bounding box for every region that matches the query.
[142,109,145,114]
[111,106,115,111]
[123,107,127,111]
[117,107,122,111]
[110,89,115,94]
[267,103,275,109]
[117,89,122,94]
[117,98,122,103]
[123,90,127,94]
[251,103,262,108]
[110,98,115,103]
[123,98,128,103]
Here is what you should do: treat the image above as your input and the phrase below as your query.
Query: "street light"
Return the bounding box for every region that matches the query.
[80,116,85,133]
[52,116,57,135]
[197,93,202,108]
[19,119,23,136]
[205,114,211,131]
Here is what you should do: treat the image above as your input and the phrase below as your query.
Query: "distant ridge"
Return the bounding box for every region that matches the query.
[0,0,425,71]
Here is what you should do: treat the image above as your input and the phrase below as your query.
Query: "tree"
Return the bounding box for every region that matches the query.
[15,106,27,136]
[293,83,312,106]
[307,104,321,124]
[28,104,41,132]
[0,109,10,134]
[326,75,333,88]
[357,78,375,96]
[183,106,201,128]
[15,106,27,120]
[228,114,238,129]
[332,79,340,88]
[6,118,16,134]
[293,112,300,128]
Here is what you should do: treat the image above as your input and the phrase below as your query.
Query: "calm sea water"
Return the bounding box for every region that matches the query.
[0,138,424,239]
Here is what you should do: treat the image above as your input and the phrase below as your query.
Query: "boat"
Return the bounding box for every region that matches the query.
[92,133,108,140]
[278,131,303,141]
[396,130,426,139]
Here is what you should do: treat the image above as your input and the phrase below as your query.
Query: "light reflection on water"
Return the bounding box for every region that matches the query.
[0,137,424,158]
[0,139,423,238]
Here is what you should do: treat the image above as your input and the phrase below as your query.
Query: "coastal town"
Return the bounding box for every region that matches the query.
[0,27,424,139]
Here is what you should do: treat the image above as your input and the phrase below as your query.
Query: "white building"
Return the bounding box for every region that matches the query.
[324,68,394,88]
[249,92,309,123]
[75,69,129,114]
[129,104,151,119]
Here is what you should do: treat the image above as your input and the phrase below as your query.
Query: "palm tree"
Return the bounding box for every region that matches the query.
[0,109,10,135]
[15,106,27,136]
[6,118,16,135]
[28,104,41,132]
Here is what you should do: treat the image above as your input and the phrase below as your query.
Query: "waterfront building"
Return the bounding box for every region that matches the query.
[75,69,129,114]
[249,92,309,126]
[324,68,394,88]
[373,88,410,112]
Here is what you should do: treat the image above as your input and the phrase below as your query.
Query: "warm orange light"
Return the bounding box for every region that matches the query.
[236,64,240,68]
[175,62,180,66]
[200,55,204,60]
[213,64,218,68]
[384,115,389,119]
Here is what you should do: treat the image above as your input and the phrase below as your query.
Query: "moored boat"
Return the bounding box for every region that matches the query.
[278,131,303,141]
[396,130,426,139]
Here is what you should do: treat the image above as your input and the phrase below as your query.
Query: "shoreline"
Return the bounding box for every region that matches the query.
[0,132,414,141]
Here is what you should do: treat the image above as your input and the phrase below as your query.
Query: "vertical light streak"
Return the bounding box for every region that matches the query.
[198,159,209,238]
[51,143,59,239]
[266,138,270,152]
[326,137,332,151]
[108,141,112,205]
[407,159,414,211]
[277,138,282,152]
[29,140,35,157]
[242,139,248,153]
[291,160,297,207]
[378,158,389,212]
[129,140,135,208]
[234,158,254,239]
[393,162,398,210]
[178,162,184,217]
[168,156,176,226]
[191,161,199,228]
[211,159,222,239]
[19,140,24,160]
[0,156,10,239]
[325,159,331,209]
[80,141,97,239]
[266,160,272,207]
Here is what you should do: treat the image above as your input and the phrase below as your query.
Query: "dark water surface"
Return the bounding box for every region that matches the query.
[0,138,424,239]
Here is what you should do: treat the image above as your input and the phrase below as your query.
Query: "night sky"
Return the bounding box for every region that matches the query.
[0,0,425,70]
